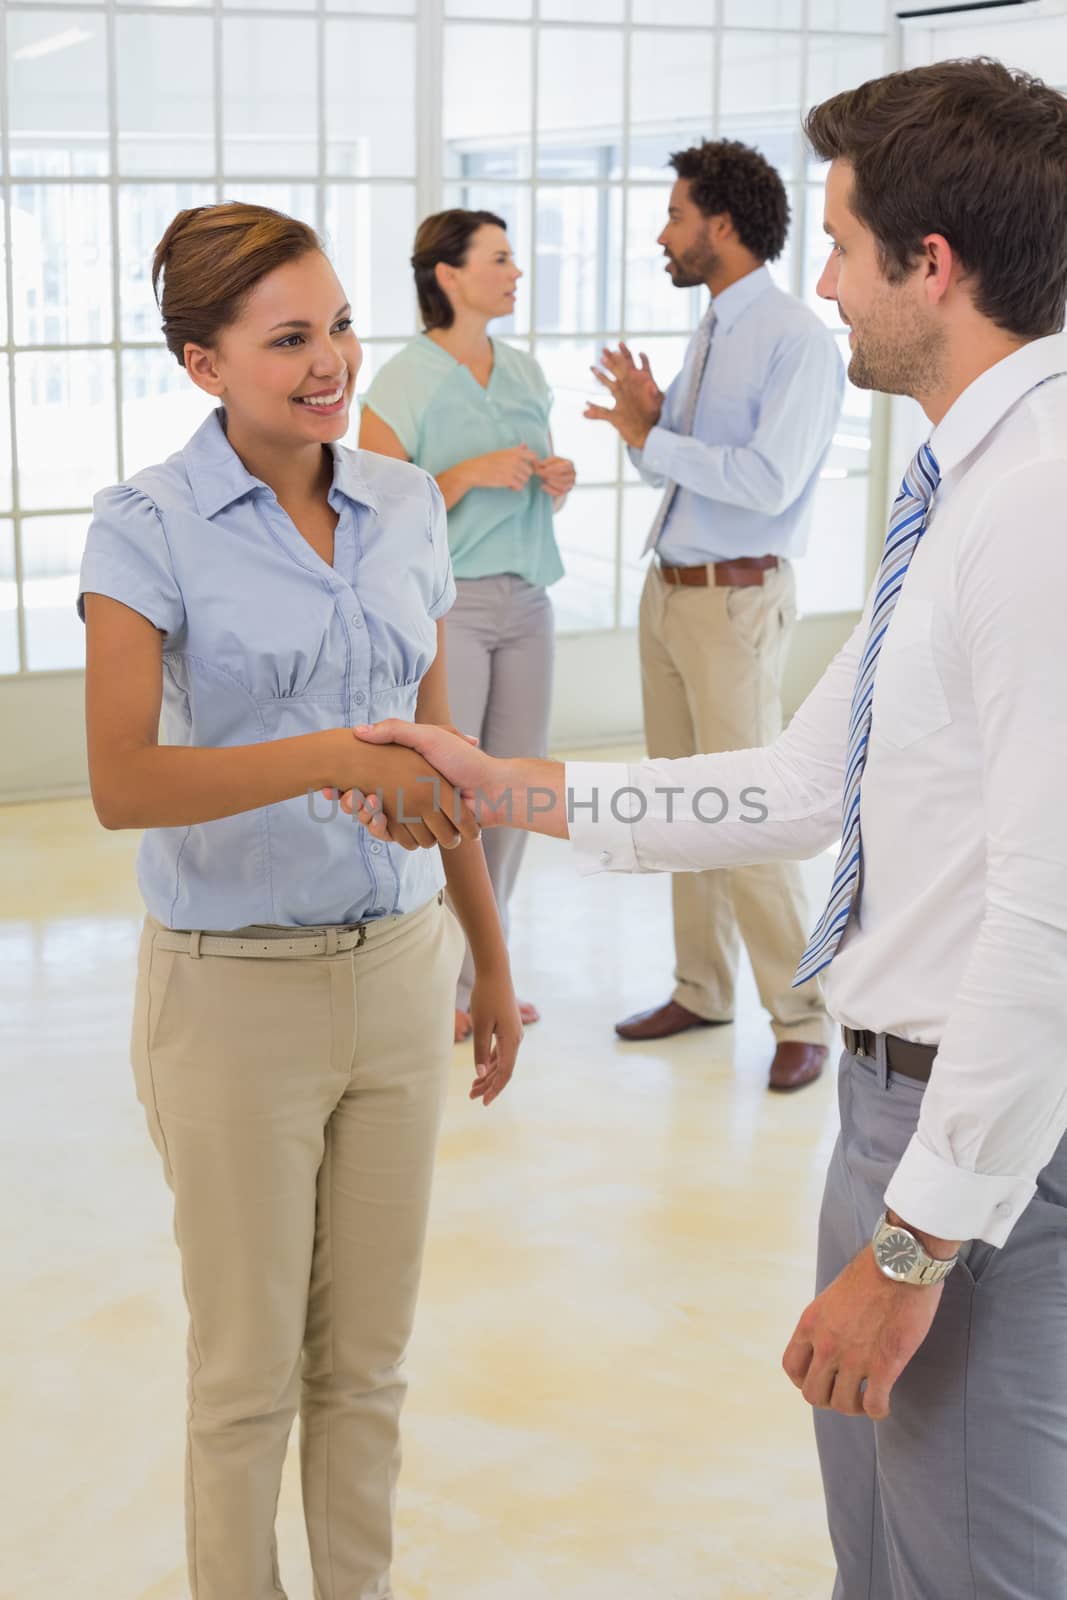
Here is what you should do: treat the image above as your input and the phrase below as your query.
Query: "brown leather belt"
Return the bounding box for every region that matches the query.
[658,555,779,588]
[842,1027,938,1083]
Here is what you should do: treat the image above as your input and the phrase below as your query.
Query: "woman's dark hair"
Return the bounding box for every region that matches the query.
[412,209,508,330]
[668,139,789,263]
[804,59,1067,339]
[152,202,323,366]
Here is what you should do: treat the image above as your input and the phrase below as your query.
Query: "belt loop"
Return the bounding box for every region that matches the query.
[324,927,338,957]
[874,1031,889,1090]
[189,930,202,960]
[438,889,444,906]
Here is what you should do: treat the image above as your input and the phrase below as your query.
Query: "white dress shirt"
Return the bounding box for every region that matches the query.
[629,264,844,565]
[569,334,1067,1248]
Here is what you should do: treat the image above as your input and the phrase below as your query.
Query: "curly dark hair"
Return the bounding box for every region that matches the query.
[668,139,789,262]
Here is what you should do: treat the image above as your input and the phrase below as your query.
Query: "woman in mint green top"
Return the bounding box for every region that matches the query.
[361,209,576,1039]
[360,327,565,588]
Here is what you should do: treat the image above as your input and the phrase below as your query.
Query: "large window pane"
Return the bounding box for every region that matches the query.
[719,31,802,177]
[810,0,886,30]
[536,340,619,487]
[222,0,316,9]
[632,0,708,20]
[22,515,89,673]
[122,349,216,480]
[630,32,715,182]
[535,187,620,335]
[796,473,868,615]
[222,18,318,177]
[7,10,108,177]
[625,187,701,334]
[537,31,622,180]
[15,353,117,512]
[325,185,418,341]
[117,13,215,177]
[223,183,317,230]
[444,26,532,181]
[724,0,803,25]
[442,182,534,338]
[446,0,529,14]
[541,0,621,18]
[0,207,6,347]
[11,186,112,346]
[550,487,617,632]
[326,20,416,178]
[119,183,217,344]
[331,0,415,11]
[0,521,18,676]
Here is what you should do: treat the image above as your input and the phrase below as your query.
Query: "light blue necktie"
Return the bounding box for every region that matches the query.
[642,303,717,557]
[793,440,941,987]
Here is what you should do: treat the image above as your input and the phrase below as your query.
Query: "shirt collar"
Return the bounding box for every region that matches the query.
[185,407,380,519]
[931,332,1067,477]
[708,263,773,333]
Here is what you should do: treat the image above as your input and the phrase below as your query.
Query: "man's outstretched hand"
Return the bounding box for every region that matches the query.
[334,721,512,847]
[332,722,572,846]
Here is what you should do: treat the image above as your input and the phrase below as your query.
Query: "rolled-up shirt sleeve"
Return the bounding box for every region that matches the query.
[567,616,861,875]
[885,461,1067,1247]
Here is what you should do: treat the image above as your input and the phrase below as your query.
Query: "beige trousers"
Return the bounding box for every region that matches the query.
[638,561,827,1044]
[131,893,464,1600]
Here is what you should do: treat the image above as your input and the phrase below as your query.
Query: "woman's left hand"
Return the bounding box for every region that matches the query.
[468,968,524,1106]
[536,456,577,497]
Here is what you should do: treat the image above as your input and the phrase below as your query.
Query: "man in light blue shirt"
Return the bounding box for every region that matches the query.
[587,139,844,1090]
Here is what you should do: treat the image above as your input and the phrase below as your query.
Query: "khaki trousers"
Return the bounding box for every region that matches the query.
[131,894,464,1600]
[638,561,826,1044]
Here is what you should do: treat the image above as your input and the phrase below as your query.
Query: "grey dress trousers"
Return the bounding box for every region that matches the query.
[444,573,555,1011]
[816,1045,1067,1599]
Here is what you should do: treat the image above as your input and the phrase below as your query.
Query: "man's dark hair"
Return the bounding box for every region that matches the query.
[668,139,789,263]
[804,58,1067,339]
[411,208,507,330]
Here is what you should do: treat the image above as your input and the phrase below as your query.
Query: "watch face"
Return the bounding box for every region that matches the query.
[876,1227,921,1277]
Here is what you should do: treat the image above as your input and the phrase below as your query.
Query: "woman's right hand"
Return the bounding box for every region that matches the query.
[467,445,539,491]
[327,732,481,851]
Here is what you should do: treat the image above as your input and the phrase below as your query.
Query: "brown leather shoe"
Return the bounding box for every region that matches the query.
[615,999,732,1041]
[768,1042,827,1092]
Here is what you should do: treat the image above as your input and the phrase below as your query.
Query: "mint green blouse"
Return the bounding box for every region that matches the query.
[362,335,565,588]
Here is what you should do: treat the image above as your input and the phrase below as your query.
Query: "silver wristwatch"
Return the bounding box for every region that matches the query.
[871,1211,958,1286]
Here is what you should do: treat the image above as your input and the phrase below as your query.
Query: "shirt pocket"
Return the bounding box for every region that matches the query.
[871,597,952,751]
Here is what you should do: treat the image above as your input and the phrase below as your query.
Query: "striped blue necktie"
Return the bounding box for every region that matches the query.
[793,440,941,987]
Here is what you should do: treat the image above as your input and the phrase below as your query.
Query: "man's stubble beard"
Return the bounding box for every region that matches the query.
[847,287,947,400]
[667,233,721,291]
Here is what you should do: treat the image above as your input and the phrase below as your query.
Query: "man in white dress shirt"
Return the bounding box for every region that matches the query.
[343,60,1067,1597]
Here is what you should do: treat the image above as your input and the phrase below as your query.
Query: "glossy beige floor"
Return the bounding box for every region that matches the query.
[0,761,841,1600]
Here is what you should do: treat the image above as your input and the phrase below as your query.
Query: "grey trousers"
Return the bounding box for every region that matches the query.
[445,575,555,1010]
[815,1048,1067,1600]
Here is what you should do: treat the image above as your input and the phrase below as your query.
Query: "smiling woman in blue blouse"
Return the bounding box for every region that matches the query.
[77,202,522,1600]
[361,209,576,1043]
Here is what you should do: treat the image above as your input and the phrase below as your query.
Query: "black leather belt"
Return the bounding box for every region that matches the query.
[842,1027,938,1083]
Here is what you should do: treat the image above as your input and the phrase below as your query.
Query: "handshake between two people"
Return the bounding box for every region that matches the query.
[322,722,567,849]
